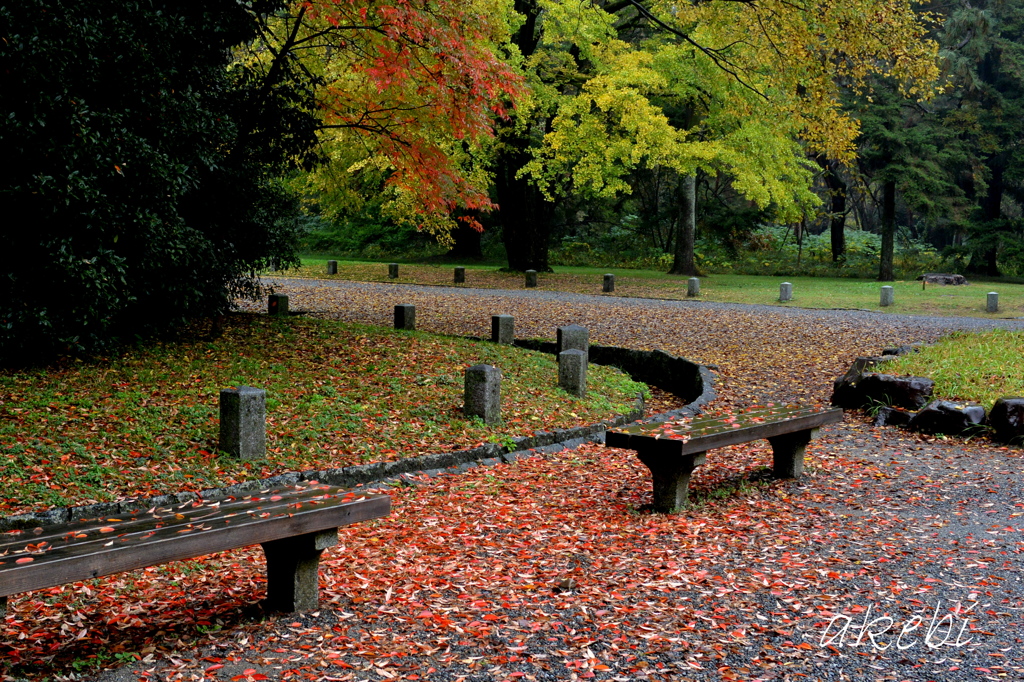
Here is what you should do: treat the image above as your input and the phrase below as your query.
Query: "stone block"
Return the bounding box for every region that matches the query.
[525,270,538,288]
[454,266,465,284]
[326,260,338,275]
[491,314,514,344]
[603,274,615,293]
[557,324,589,359]
[779,282,793,302]
[987,292,999,313]
[558,349,587,397]
[394,304,416,330]
[464,364,501,425]
[858,373,934,410]
[687,277,700,297]
[388,263,399,279]
[261,529,337,611]
[219,386,266,460]
[908,400,986,435]
[880,285,894,307]
[873,406,915,427]
[989,397,1024,443]
[268,293,288,316]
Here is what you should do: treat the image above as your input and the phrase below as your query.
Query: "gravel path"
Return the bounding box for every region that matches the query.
[73,279,1023,682]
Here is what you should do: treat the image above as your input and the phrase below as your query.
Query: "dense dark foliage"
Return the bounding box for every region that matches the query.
[0,0,319,362]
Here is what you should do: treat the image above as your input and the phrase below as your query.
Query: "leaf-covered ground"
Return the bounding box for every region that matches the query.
[3,279,1024,681]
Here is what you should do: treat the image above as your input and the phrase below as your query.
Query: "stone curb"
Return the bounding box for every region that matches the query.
[1,346,715,531]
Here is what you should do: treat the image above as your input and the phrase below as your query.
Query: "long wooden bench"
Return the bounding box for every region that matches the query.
[606,404,843,512]
[0,481,389,617]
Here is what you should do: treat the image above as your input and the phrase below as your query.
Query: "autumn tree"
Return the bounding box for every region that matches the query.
[493,0,940,273]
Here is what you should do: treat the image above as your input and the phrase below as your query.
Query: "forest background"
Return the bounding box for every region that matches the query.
[2,0,1022,361]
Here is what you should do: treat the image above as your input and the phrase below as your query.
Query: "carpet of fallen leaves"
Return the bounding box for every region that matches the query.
[3,279,1023,681]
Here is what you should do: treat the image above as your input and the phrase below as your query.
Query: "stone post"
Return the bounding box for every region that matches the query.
[491,315,514,344]
[987,292,999,313]
[525,270,538,288]
[687,277,700,297]
[219,386,266,460]
[557,325,589,362]
[394,304,416,330]
[326,260,338,275]
[603,274,615,293]
[268,293,289,316]
[464,364,501,425]
[880,285,895,307]
[558,349,587,397]
[269,258,277,272]
[388,263,399,279]
[454,266,466,284]
[779,282,793,302]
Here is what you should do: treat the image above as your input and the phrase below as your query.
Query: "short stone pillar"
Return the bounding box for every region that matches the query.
[394,304,416,330]
[557,325,589,361]
[491,315,514,344]
[525,270,538,288]
[454,266,466,284]
[326,260,338,275]
[388,263,399,279]
[779,282,793,302]
[269,258,277,272]
[219,386,266,460]
[558,349,587,397]
[464,364,501,425]
[687,277,700,297]
[880,285,894,307]
[268,293,289,316]
[603,274,615,293]
[987,291,999,313]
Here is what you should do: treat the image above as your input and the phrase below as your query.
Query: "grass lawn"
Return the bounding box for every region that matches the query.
[0,314,647,516]
[887,329,1024,408]
[284,259,1024,319]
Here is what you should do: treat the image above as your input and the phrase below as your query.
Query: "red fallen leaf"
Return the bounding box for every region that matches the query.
[16,557,33,564]
[269,495,283,501]
[99,527,115,533]
[205,664,224,672]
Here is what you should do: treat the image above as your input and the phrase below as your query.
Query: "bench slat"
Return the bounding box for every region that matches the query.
[0,485,389,597]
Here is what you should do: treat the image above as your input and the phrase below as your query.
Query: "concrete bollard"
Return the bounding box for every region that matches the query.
[491,315,514,344]
[558,349,587,397]
[388,263,399,279]
[525,270,538,288]
[687,277,700,297]
[326,260,338,275]
[603,274,615,293]
[394,304,416,330]
[268,293,289,316]
[779,282,793,302]
[454,266,466,284]
[557,324,589,361]
[987,292,999,313]
[219,386,266,460]
[269,258,277,272]
[880,286,894,307]
[464,364,501,425]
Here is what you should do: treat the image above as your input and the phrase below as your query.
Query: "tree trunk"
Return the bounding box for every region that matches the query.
[447,221,483,259]
[878,179,896,281]
[493,133,555,272]
[967,156,1003,277]
[668,174,698,275]
[816,156,847,262]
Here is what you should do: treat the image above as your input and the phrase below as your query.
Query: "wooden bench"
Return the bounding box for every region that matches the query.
[606,404,843,512]
[0,481,389,617]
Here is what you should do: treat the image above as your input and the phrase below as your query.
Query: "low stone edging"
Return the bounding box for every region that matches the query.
[1,344,716,532]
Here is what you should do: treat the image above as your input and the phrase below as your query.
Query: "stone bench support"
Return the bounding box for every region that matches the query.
[261,528,338,612]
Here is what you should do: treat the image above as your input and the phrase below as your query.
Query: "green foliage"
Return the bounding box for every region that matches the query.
[889,330,1024,408]
[0,0,318,363]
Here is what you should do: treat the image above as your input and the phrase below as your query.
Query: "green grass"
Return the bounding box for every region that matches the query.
[278,259,1024,319]
[0,314,648,515]
[887,330,1024,408]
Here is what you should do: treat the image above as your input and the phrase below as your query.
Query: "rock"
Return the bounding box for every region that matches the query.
[831,356,891,408]
[874,406,915,427]
[989,397,1024,444]
[857,374,935,410]
[881,344,920,357]
[908,400,986,435]
[917,273,968,285]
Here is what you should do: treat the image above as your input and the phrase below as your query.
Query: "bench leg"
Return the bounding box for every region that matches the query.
[767,428,817,478]
[261,529,338,612]
[636,450,707,513]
